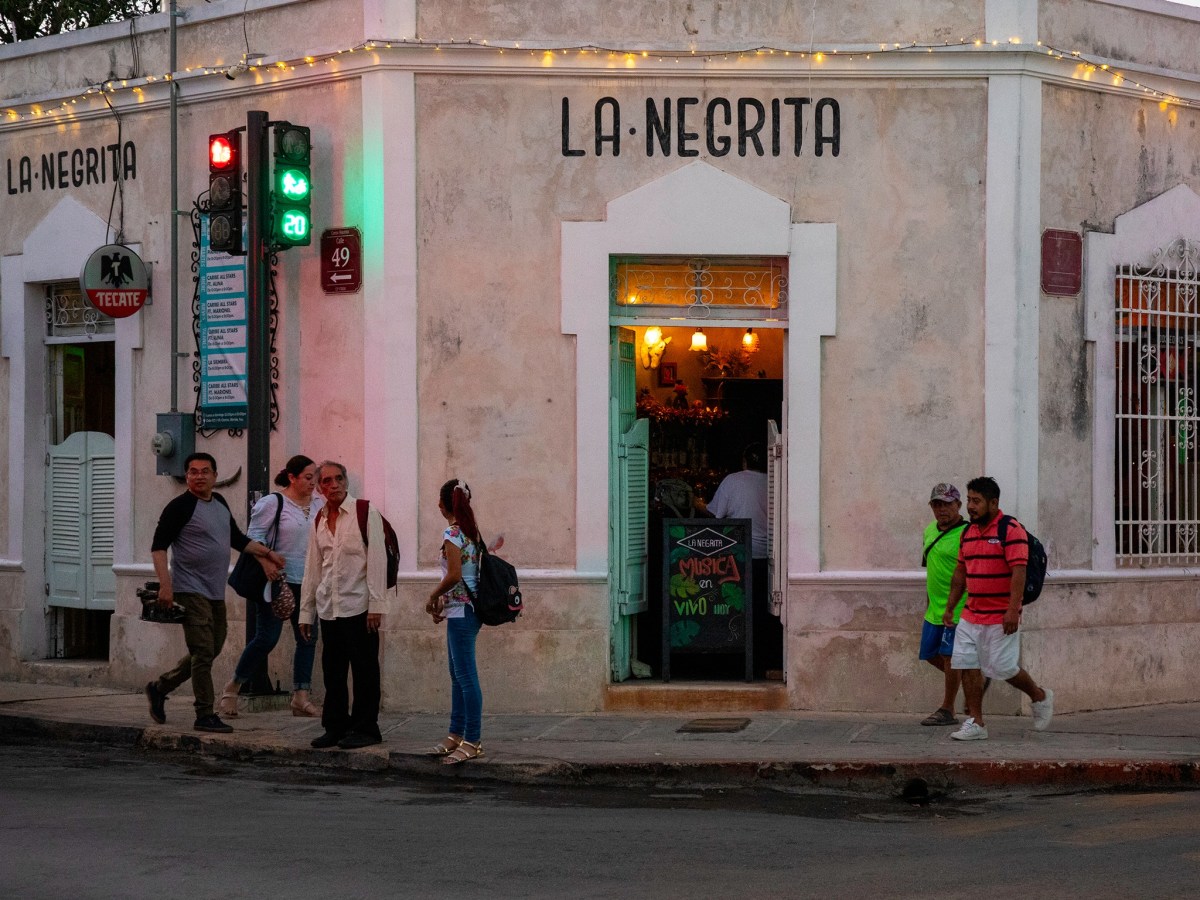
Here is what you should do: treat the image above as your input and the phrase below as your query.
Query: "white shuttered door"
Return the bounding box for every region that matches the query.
[46,431,115,610]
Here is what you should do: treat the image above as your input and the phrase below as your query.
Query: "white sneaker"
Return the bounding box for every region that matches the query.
[1031,688,1054,731]
[950,717,989,741]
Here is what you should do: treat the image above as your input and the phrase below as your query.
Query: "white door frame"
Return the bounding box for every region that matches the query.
[1,196,142,659]
[561,162,837,591]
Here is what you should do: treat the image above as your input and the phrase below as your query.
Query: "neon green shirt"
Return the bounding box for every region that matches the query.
[923,519,967,625]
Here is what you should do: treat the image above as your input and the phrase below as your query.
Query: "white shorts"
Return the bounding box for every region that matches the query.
[950,618,1020,681]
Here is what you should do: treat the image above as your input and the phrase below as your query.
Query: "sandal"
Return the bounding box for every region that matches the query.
[428,735,463,756]
[290,698,321,718]
[920,707,958,726]
[217,691,239,719]
[442,740,483,765]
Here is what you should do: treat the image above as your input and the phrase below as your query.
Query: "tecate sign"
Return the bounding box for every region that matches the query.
[80,244,149,318]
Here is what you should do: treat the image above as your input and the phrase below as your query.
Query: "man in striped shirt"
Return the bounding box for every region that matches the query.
[942,476,1054,741]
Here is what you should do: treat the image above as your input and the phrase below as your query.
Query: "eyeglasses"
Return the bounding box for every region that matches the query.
[319,474,346,485]
[186,468,214,477]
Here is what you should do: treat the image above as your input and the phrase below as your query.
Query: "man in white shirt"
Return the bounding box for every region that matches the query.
[299,461,386,749]
[696,443,781,677]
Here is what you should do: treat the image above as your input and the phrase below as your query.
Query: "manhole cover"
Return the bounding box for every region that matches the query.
[677,717,751,733]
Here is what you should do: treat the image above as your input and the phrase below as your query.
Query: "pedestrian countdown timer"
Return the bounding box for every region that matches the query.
[271,122,312,247]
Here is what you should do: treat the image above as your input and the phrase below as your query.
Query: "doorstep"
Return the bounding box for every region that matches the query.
[604,680,789,712]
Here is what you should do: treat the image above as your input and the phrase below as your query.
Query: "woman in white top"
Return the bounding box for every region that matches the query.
[426,478,485,764]
[219,455,324,718]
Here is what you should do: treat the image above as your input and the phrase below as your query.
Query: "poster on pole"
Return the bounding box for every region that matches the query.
[198,215,249,429]
[661,518,753,682]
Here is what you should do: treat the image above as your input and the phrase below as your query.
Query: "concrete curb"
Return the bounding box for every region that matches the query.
[5,710,1200,794]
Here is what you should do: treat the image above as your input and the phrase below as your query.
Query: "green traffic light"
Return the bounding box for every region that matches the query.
[278,167,310,201]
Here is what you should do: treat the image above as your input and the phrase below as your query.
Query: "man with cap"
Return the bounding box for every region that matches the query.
[917,483,969,726]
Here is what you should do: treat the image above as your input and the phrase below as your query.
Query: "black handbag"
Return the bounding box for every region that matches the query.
[228,493,284,600]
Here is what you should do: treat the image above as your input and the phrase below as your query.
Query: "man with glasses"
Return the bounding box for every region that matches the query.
[145,452,285,733]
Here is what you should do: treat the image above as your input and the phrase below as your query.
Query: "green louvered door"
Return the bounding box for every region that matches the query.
[610,328,649,682]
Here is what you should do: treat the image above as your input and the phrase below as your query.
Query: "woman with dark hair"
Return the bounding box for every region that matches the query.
[426,478,486,765]
[219,454,324,718]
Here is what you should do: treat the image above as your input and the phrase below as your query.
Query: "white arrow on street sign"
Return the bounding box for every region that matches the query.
[329,272,353,282]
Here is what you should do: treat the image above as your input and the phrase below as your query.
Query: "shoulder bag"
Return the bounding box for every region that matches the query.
[228,493,284,600]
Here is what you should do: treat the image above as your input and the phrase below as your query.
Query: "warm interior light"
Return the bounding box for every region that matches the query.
[742,328,759,352]
[643,326,663,347]
[689,328,707,352]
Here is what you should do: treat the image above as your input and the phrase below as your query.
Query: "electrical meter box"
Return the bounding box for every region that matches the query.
[153,412,196,477]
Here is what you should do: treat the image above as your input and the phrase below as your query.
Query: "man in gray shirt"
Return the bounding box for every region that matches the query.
[145,453,284,733]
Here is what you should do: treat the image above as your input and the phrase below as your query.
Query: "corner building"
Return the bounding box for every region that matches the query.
[2,0,1200,716]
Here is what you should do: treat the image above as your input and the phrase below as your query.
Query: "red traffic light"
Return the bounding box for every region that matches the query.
[209,134,234,170]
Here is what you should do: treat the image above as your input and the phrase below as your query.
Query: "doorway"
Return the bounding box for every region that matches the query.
[44,284,117,660]
[610,317,787,683]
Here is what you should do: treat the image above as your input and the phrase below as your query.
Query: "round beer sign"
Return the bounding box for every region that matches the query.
[80,244,150,318]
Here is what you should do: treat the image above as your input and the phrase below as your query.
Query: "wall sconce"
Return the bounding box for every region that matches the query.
[742,328,759,352]
[640,326,671,369]
[689,328,707,352]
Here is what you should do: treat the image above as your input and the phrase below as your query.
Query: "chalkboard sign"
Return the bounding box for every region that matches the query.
[662,518,752,681]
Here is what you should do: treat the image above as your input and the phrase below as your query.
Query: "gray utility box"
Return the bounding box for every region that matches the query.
[153,412,196,477]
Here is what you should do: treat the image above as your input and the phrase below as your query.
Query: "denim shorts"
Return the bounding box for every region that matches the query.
[919,620,956,660]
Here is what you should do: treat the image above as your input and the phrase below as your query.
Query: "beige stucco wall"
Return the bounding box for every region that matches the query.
[4,1,1200,713]
[1040,0,1200,70]
[0,0,360,104]
[1039,82,1200,571]
[418,0,984,46]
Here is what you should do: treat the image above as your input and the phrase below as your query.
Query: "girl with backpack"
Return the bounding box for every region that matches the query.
[426,479,485,765]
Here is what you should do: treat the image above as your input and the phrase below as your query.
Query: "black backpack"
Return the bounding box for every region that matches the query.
[997,515,1048,605]
[463,538,523,626]
[354,499,400,590]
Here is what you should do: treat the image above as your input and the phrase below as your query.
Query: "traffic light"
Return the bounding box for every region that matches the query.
[207,130,242,254]
[271,122,311,247]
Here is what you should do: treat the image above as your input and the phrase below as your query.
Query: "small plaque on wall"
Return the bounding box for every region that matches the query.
[1041,229,1083,296]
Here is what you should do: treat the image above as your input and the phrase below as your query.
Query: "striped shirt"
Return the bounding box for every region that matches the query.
[959,511,1028,626]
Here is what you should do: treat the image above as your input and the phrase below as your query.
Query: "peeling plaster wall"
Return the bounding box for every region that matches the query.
[790,577,1200,713]
[418,0,984,46]
[1039,83,1200,571]
[0,0,358,102]
[1040,0,1200,69]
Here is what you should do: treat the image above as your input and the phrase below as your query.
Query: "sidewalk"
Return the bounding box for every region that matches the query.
[2,680,1198,794]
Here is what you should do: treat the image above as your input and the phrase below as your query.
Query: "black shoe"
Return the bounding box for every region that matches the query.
[311,731,345,749]
[337,732,382,750]
[145,682,167,724]
[193,714,234,734]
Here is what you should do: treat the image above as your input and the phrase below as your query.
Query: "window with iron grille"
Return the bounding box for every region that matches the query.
[610,256,788,319]
[1114,238,1200,566]
[45,282,113,340]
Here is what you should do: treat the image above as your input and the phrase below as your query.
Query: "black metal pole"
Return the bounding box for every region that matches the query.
[244,109,275,696]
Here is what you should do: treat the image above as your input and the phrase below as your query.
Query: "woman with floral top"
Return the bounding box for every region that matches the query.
[426,478,486,764]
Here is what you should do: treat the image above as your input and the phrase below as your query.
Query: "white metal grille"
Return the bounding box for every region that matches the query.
[1115,237,1200,566]
[45,283,113,339]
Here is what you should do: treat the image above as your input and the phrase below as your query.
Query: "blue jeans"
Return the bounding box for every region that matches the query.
[232,583,318,690]
[447,605,483,743]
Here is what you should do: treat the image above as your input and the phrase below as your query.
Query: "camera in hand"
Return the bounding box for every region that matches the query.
[137,581,186,624]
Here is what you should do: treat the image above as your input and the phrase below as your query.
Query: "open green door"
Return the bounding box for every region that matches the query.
[610,328,649,682]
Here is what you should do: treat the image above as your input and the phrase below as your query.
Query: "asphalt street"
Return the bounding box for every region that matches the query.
[2,740,1199,899]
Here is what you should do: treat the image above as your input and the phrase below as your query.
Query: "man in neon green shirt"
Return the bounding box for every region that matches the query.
[919,483,968,726]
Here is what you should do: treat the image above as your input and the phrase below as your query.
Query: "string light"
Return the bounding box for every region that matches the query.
[1,34,1197,124]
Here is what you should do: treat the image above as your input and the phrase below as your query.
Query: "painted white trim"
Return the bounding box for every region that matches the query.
[360,70,418,567]
[561,161,836,576]
[787,225,837,574]
[984,73,1042,531]
[1085,184,1200,570]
